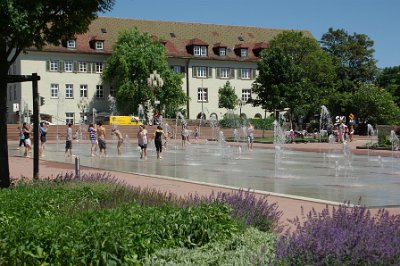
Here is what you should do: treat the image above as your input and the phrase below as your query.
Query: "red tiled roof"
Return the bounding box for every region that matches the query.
[253,42,269,50]
[34,17,312,60]
[213,42,228,48]
[187,38,208,46]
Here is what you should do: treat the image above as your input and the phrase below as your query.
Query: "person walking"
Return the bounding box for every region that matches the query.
[97,122,107,157]
[88,123,97,156]
[112,127,124,156]
[349,125,355,142]
[65,123,73,157]
[246,122,254,150]
[17,125,25,150]
[39,122,47,157]
[154,125,166,159]
[22,122,32,157]
[137,125,148,159]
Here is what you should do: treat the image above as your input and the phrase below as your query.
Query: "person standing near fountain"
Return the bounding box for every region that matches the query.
[137,125,148,159]
[112,127,124,156]
[65,123,73,157]
[246,122,254,150]
[181,124,189,149]
[154,125,166,159]
[39,122,47,157]
[88,123,97,156]
[97,122,107,158]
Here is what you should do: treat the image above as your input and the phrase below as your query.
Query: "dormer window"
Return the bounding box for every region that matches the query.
[241,48,248,57]
[194,45,207,56]
[67,40,76,49]
[219,48,226,56]
[95,41,104,50]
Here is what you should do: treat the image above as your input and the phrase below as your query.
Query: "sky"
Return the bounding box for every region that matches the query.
[102,0,399,69]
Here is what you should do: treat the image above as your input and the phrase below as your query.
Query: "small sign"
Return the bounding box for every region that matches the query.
[13,103,19,112]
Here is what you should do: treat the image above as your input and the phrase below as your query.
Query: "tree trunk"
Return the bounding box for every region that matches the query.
[0,62,11,188]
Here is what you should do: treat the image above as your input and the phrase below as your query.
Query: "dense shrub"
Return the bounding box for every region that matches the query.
[0,177,244,264]
[41,174,283,233]
[219,113,246,128]
[251,117,274,131]
[275,204,400,265]
[144,227,277,265]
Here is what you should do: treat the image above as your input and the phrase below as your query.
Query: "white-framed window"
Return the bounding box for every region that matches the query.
[65,112,74,125]
[219,48,226,56]
[67,40,76,49]
[241,89,252,102]
[95,41,104,50]
[241,48,248,57]
[49,60,59,72]
[50,83,59,98]
[95,62,103,73]
[64,61,73,72]
[80,84,88,98]
[96,85,104,98]
[8,87,12,100]
[13,85,17,100]
[219,68,230,78]
[195,66,207,78]
[197,87,208,102]
[79,62,87,72]
[193,45,207,56]
[65,84,73,98]
[240,68,251,79]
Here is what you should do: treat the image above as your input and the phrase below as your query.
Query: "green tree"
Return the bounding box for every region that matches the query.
[252,31,335,128]
[376,66,400,107]
[102,29,188,118]
[0,0,114,188]
[218,81,239,111]
[320,28,378,92]
[351,84,400,125]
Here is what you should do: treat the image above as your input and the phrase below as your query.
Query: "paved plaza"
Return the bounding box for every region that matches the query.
[8,138,400,229]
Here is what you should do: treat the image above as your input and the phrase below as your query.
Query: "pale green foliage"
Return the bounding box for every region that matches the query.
[218,81,239,110]
[143,227,277,265]
[102,29,188,115]
[351,84,400,125]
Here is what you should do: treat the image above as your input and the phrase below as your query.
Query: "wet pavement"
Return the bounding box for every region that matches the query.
[9,137,400,207]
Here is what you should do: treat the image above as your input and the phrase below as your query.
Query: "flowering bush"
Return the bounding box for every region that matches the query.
[275,203,400,265]
[185,189,283,233]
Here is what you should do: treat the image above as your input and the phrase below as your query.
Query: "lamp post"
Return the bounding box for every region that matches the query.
[147,70,164,124]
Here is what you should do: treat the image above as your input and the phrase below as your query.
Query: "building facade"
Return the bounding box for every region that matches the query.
[7,17,307,124]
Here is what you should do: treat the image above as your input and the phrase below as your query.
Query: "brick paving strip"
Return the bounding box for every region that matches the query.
[8,138,400,231]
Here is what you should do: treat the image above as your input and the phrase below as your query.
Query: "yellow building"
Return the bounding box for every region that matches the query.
[7,17,309,124]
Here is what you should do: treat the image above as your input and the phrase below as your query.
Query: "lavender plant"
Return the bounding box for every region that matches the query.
[185,189,283,233]
[275,203,400,265]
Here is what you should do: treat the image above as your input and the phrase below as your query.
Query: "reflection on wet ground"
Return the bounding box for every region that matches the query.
[10,139,400,207]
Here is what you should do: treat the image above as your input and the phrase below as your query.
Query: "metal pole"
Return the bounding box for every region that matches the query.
[32,73,40,180]
[75,156,80,178]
